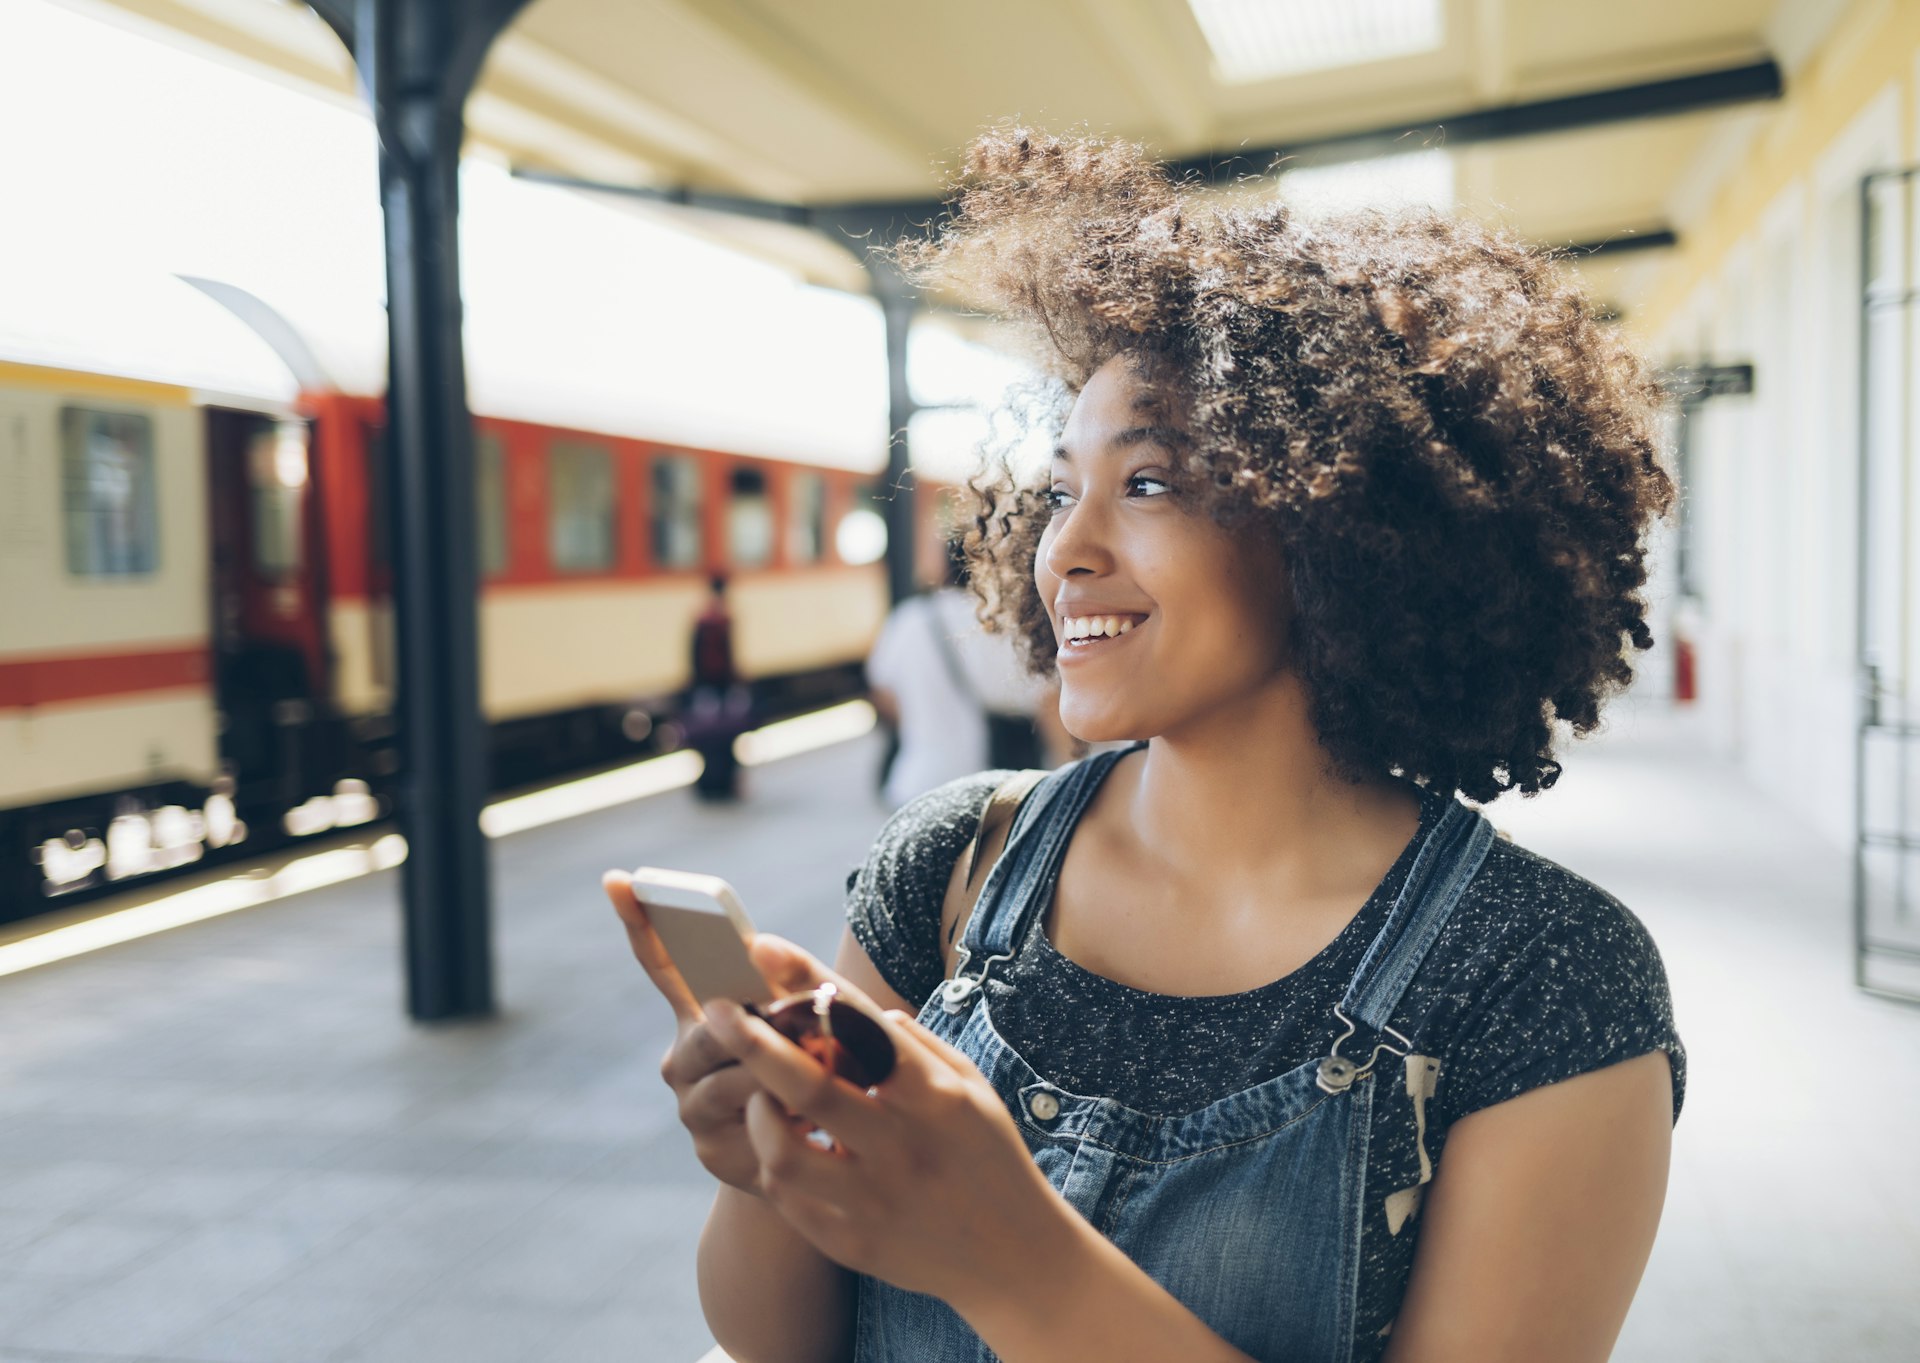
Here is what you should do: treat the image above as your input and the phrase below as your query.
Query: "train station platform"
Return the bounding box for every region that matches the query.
[1,709,1915,1363]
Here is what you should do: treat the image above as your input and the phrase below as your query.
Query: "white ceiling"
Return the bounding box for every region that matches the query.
[83,0,1847,318]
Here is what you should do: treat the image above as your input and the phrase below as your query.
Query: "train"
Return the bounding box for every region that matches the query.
[0,267,923,922]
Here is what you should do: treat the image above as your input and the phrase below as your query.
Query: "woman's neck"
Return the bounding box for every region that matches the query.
[1121,673,1421,905]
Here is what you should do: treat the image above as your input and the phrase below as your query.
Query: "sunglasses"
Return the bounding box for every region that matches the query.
[748,982,896,1088]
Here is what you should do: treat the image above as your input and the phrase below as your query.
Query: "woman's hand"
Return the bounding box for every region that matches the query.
[702,933,1076,1310]
[601,870,767,1195]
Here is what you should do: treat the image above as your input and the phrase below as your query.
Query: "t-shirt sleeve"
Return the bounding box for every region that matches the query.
[1432,853,1688,1130]
[845,771,1003,1009]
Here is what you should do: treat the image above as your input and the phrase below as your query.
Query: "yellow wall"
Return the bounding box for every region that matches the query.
[1636,0,1920,342]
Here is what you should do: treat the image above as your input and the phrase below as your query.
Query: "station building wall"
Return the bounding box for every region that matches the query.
[1634,0,1920,849]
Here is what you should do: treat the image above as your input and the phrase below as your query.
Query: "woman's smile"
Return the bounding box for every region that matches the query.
[1057,609,1150,659]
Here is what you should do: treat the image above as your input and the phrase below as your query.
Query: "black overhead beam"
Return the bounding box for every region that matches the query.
[310,0,528,1022]
[1167,59,1784,181]
[1560,228,1679,258]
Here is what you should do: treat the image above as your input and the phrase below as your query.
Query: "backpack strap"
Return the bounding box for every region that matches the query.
[938,768,1046,975]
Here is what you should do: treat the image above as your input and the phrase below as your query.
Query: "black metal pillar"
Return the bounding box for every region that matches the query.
[316,0,527,1020]
[870,262,918,605]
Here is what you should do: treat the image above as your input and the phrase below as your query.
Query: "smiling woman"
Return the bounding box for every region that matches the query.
[610,124,1684,1363]
[909,127,1673,804]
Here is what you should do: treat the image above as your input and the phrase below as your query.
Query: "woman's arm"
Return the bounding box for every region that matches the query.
[697,1187,853,1363]
[1382,1050,1674,1361]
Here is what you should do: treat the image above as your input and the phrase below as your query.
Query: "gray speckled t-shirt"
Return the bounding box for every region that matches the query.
[847,767,1686,1361]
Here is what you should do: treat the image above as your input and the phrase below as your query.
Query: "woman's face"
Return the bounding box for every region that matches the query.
[1038,353,1293,743]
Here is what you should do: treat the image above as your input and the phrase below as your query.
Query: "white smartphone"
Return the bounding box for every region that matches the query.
[628,866,777,1009]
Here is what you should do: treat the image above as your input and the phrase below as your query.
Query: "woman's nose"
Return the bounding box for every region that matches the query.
[1041,495,1115,580]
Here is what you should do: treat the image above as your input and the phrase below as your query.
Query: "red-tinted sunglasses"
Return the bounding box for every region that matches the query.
[748,982,896,1088]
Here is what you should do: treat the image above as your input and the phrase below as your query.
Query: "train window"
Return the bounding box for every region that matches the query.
[476,428,508,578]
[650,455,703,570]
[548,440,616,572]
[61,407,158,577]
[788,472,825,565]
[836,481,889,566]
[247,422,307,580]
[728,466,774,569]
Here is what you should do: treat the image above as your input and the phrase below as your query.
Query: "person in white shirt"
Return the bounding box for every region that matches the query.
[867,538,1064,809]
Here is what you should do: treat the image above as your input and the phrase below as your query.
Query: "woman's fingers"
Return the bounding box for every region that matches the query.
[602,870,702,1024]
[746,934,838,996]
[706,998,883,1148]
[749,935,898,1026]
[664,1020,743,1089]
[680,1060,760,1128]
[743,1090,860,1205]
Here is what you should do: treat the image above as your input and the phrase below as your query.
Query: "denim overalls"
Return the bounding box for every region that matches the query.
[854,749,1496,1363]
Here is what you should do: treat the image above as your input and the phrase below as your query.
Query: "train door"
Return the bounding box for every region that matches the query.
[204,407,330,818]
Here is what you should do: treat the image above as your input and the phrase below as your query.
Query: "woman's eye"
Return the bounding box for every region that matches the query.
[1128,475,1172,498]
[1044,487,1076,513]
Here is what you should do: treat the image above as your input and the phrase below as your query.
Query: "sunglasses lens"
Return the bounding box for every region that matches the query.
[756,990,897,1087]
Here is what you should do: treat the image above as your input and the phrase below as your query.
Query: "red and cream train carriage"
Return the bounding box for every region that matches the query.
[0,275,907,919]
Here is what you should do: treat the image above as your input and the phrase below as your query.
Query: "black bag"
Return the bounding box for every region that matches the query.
[983,711,1043,771]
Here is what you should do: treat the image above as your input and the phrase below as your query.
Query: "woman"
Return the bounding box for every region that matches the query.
[605,126,1684,1363]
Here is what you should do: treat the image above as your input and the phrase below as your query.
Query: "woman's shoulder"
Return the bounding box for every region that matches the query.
[1420,833,1687,1127]
[859,771,1008,887]
[1456,836,1663,964]
[845,771,1008,1006]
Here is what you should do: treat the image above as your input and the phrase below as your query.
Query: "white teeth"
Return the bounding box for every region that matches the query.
[1063,614,1142,641]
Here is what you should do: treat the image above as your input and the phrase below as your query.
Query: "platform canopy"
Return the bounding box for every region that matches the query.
[86,0,1837,323]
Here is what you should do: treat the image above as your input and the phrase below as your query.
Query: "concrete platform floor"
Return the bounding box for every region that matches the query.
[0,707,1915,1362]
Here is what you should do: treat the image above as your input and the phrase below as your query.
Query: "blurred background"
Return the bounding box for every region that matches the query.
[0,0,1915,1360]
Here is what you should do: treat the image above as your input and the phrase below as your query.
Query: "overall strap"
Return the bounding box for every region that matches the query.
[937,748,1123,1014]
[1340,796,1497,1036]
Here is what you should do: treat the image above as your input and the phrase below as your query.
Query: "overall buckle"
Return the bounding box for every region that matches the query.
[1315,1004,1412,1094]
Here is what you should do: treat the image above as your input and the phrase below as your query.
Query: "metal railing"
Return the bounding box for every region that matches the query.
[1855,165,1920,1005]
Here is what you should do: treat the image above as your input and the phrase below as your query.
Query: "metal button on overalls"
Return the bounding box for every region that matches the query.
[1027,1090,1061,1121]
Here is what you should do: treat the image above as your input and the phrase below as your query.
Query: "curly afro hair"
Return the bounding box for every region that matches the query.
[895,124,1675,804]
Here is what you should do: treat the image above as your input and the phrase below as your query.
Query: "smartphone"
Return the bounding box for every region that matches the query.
[628,866,777,1009]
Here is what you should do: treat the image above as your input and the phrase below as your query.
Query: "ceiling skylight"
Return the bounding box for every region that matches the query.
[1277,148,1454,217]
[1187,0,1445,84]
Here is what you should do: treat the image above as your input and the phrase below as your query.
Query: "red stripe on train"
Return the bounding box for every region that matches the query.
[0,646,210,708]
